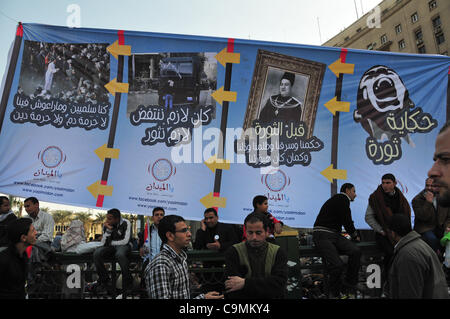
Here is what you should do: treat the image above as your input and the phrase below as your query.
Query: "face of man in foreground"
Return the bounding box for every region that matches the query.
[428,127,450,207]
[245,221,267,248]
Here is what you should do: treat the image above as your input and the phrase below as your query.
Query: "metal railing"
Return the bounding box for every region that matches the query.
[25,236,385,299]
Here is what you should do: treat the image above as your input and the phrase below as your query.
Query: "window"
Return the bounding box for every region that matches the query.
[436,33,445,45]
[411,12,418,24]
[428,0,437,11]
[432,16,441,28]
[395,24,402,34]
[415,29,424,45]
[418,45,426,54]
[415,29,423,40]
[398,39,406,50]
[367,43,374,50]
[381,34,388,44]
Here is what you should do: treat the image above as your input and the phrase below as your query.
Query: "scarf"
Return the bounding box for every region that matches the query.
[61,220,86,252]
[369,185,411,242]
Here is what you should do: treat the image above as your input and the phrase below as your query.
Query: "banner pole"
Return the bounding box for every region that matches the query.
[0,22,23,135]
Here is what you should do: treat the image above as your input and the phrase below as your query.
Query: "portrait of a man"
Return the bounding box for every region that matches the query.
[258,69,308,124]
[243,50,325,139]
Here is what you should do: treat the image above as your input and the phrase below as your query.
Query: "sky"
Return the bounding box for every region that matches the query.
[0,0,382,214]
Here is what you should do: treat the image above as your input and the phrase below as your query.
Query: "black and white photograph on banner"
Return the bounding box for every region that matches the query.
[258,67,308,124]
[243,50,326,139]
[11,41,112,131]
[18,41,110,104]
[127,52,217,117]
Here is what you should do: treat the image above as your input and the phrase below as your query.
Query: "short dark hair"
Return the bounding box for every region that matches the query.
[7,218,32,244]
[381,173,396,183]
[340,183,354,193]
[107,208,121,220]
[152,207,165,215]
[389,214,412,237]
[204,207,217,216]
[24,197,39,205]
[252,195,268,209]
[158,215,185,244]
[438,120,450,134]
[0,196,9,206]
[244,212,269,230]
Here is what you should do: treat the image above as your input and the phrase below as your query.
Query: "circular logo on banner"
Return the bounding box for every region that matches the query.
[40,146,64,168]
[264,169,288,192]
[397,180,408,194]
[150,159,174,182]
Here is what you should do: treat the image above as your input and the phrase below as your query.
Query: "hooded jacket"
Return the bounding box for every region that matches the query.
[389,230,449,299]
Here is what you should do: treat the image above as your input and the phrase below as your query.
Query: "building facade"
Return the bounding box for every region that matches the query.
[324,0,449,56]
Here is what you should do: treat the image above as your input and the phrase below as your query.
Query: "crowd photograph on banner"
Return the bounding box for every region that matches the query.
[18,41,110,104]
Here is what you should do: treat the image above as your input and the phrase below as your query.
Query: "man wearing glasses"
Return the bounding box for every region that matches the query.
[145,214,223,299]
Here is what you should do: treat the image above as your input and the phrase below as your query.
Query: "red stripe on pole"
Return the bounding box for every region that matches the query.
[118,30,125,45]
[227,38,234,53]
[340,48,348,63]
[16,23,23,37]
[96,195,104,207]
[213,192,220,212]
[95,180,108,207]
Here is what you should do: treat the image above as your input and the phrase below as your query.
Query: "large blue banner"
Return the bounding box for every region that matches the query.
[0,23,449,228]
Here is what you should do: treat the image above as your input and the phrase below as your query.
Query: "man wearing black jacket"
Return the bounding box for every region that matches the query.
[194,208,239,252]
[0,196,17,251]
[92,208,133,295]
[194,208,239,293]
[312,183,361,298]
[0,218,36,299]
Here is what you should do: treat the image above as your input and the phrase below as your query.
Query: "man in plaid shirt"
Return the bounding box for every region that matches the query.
[145,214,223,299]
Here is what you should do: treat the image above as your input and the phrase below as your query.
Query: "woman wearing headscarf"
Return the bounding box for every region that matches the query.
[61,220,86,253]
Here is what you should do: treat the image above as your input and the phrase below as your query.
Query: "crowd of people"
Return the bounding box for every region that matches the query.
[0,121,450,299]
[18,41,110,104]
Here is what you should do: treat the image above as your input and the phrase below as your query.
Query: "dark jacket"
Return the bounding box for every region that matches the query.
[389,231,449,299]
[259,94,302,124]
[412,190,450,236]
[101,218,132,247]
[0,212,18,247]
[0,245,28,299]
[224,242,288,299]
[313,193,357,237]
[194,222,239,252]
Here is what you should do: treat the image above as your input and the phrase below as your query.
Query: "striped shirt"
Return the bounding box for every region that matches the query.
[145,243,204,299]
